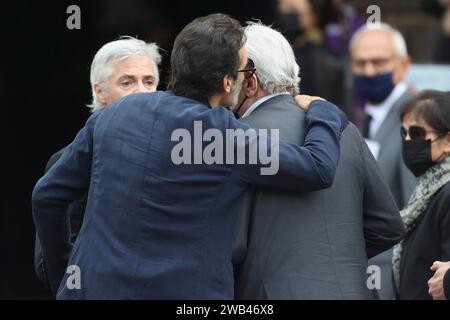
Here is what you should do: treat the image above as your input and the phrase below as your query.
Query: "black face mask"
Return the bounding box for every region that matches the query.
[233,96,248,119]
[402,139,436,177]
[276,13,304,41]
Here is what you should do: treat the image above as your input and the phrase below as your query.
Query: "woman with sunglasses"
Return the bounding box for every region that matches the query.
[392,90,450,299]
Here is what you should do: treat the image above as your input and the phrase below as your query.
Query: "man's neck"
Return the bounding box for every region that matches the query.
[208,95,221,108]
[238,90,268,117]
[241,91,291,119]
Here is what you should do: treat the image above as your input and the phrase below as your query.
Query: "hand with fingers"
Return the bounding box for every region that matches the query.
[294,95,326,111]
[428,261,450,300]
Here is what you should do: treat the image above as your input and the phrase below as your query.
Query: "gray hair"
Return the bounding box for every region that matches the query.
[87,36,162,112]
[350,22,408,58]
[244,22,300,95]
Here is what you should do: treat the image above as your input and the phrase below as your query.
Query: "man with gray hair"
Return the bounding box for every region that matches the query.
[34,36,162,288]
[232,22,404,299]
[350,23,417,299]
[88,36,161,112]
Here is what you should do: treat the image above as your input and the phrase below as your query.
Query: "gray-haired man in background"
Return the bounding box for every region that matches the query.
[34,36,162,287]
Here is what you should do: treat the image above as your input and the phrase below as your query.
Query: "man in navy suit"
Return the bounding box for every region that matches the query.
[32,13,348,299]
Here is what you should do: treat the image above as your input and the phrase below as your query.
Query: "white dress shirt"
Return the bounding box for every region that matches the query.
[365,82,408,139]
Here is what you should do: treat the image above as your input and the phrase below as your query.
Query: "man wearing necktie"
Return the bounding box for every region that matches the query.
[350,22,418,300]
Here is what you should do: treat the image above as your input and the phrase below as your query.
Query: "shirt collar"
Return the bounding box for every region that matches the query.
[241,92,290,119]
[365,82,408,122]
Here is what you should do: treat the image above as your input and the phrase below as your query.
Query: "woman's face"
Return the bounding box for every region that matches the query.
[403,113,450,162]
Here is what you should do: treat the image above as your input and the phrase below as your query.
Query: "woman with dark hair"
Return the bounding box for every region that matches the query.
[392,90,450,299]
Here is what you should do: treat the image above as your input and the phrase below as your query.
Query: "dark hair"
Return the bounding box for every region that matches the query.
[168,13,245,103]
[309,0,342,31]
[420,0,445,18]
[400,90,450,133]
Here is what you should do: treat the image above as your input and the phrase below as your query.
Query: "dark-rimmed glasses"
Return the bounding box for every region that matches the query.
[237,58,256,78]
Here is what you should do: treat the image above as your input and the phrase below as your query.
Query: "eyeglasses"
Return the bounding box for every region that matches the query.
[400,125,447,141]
[237,58,256,78]
[352,57,396,72]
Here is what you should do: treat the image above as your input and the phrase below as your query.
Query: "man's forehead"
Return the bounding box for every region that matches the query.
[117,73,156,79]
[353,31,395,56]
[111,57,155,77]
[112,56,155,72]
[239,46,248,66]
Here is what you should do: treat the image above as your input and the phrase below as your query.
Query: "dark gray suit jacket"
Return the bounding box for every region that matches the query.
[233,94,404,299]
[367,91,417,209]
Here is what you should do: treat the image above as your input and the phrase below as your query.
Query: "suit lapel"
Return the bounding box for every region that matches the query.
[373,92,412,143]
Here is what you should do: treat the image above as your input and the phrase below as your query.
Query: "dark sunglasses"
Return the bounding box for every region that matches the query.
[237,58,256,78]
[400,125,447,141]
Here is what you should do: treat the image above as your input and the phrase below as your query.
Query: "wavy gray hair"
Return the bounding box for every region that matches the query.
[244,22,301,95]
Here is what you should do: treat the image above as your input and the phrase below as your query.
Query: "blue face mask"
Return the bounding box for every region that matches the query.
[353,72,395,104]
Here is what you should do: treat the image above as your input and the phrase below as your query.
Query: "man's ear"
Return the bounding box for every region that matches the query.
[93,83,108,105]
[245,74,258,98]
[394,54,412,84]
[222,75,234,94]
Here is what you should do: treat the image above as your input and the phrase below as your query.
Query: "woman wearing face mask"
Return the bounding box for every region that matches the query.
[392,90,450,299]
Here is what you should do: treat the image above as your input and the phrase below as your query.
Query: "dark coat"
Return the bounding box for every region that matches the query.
[398,182,450,300]
[32,91,347,299]
[233,94,404,299]
[34,147,86,286]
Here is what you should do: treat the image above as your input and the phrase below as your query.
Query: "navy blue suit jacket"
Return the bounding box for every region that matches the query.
[32,91,347,299]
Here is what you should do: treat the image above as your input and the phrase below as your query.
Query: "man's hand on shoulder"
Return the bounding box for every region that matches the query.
[294,95,326,111]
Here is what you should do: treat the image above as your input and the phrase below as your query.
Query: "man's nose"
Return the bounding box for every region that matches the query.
[134,82,149,93]
[362,62,378,77]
